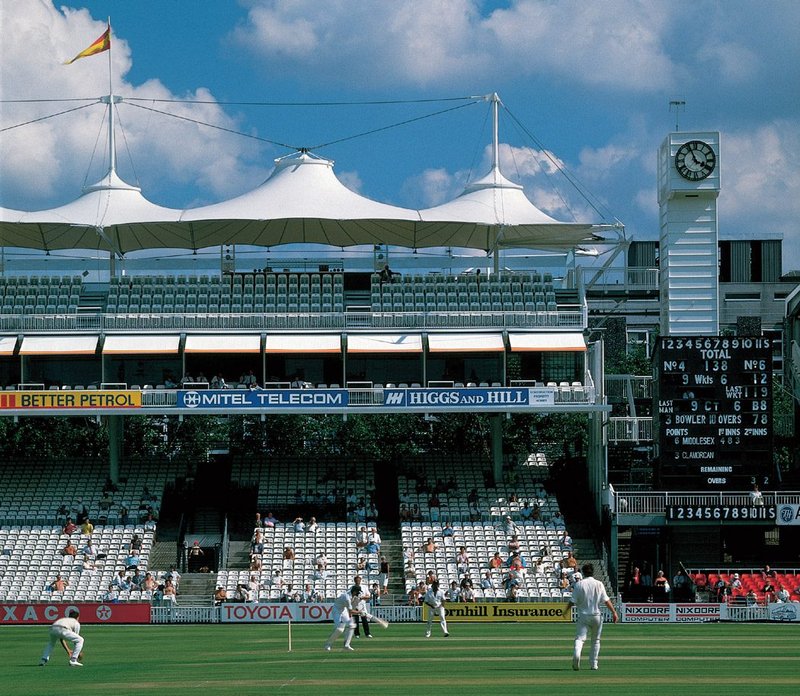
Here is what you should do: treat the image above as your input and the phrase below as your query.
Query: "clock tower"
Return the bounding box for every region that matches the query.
[657,131,721,336]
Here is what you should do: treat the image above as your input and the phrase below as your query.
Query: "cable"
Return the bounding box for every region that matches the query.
[0,102,97,133]
[310,101,480,151]
[123,101,295,149]
[123,96,479,106]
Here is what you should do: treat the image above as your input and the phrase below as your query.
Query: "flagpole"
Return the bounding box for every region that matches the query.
[105,17,116,176]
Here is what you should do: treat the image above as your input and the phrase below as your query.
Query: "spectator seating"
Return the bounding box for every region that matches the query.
[691,569,800,604]
[0,524,156,602]
[217,521,379,601]
[105,272,345,315]
[231,456,375,515]
[370,271,580,326]
[0,458,183,524]
[401,521,572,600]
[0,275,83,315]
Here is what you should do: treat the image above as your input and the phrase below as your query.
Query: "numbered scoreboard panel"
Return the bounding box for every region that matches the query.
[654,336,772,490]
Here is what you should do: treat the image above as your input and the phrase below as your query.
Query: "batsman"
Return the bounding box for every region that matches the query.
[40,608,85,667]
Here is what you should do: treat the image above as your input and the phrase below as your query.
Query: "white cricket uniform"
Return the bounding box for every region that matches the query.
[332,591,356,629]
[571,576,610,669]
[423,587,448,636]
[41,616,84,662]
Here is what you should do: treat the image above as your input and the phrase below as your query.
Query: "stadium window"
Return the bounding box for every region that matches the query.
[626,330,651,359]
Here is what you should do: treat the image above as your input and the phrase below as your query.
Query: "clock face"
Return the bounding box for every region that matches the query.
[675,140,716,181]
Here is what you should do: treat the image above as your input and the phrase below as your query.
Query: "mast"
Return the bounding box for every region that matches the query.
[491,91,500,173]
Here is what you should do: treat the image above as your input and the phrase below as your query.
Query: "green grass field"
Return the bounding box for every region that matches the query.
[5,621,799,695]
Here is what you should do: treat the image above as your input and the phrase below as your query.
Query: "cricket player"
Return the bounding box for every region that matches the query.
[569,563,618,671]
[324,585,362,652]
[423,580,449,638]
[40,608,84,667]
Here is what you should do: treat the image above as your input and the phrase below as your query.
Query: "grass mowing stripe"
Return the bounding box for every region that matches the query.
[5,622,798,696]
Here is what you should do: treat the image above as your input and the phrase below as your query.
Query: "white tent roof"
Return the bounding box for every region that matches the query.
[181,151,421,249]
[0,170,186,254]
[416,166,607,250]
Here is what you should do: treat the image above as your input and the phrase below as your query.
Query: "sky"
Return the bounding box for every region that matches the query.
[0,0,799,272]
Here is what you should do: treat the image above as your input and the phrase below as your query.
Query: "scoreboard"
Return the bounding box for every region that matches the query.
[654,336,772,489]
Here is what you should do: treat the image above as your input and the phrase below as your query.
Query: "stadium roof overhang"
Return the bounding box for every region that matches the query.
[0,153,619,255]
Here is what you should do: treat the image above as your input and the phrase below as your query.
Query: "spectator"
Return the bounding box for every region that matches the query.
[750,484,765,506]
[672,569,691,601]
[508,535,521,553]
[250,553,262,571]
[378,263,397,283]
[481,572,495,590]
[240,369,258,388]
[263,512,278,527]
[80,519,94,536]
[762,564,777,579]
[461,584,476,603]
[316,552,329,570]
[81,555,95,573]
[404,560,417,579]
[142,573,157,593]
[210,373,227,389]
[776,586,790,603]
[552,511,566,529]
[49,574,68,594]
[730,573,743,591]
[180,372,195,386]
[520,502,533,521]
[366,527,381,553]
[399,504,411,522]
[489,552,503,570]
[213,586,228,605]
[560,530,573,550]
[456,546,470,576]
[163,579,177,605]
[425,570,438,586]
[762,579,776,603]
[283,546,295,567]
[442,521,454,537]
[62,518,77,535]
[74,500,89,524]
[130,534,143,552]
[61,541,77,557]
[124,551,140,571]
[102,583,120,603]
[254,513,263,528]
[653,570,670,600]
[378,556,390,594]
[188,541,205,571]
[99,492,114,511]
[421,538,437,554]
[303,583,321,603]
[144,514,157,531]
[251,529,264,554]
[293,517,305,533]
[446,580,461,602]
[196,371,209,384]
[715,576,730,603]
[131,569,146,589]
[306,516,318,534]
[112,571,131,591]
[402,546,415,564]
[370,583,382,607]
[355,526,368,548]
[500,515,517,536]
[268,569,284,590]
[746,589,758,606]
[167,565,181,589]
[565,552,579,570]
[407,585,421,606]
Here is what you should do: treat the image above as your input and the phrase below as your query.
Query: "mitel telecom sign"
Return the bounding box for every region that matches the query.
[178,389,348,409]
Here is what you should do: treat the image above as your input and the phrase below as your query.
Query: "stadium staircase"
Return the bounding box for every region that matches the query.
[376,528,406,604]
[177,573,216,606]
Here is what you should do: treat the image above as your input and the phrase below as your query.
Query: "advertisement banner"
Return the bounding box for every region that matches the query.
[219,602,334,623]
[776,504,800,526]
[0,390,141,410]
[423,602,571,622]
[675,603,721,622]
[0,602,150,625]
[767,602,800,622]
[621,603,671,622]
[179,389,348,409]
[384,388,540,409]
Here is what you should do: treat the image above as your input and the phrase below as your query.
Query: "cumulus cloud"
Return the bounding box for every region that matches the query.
[0,2,269,211]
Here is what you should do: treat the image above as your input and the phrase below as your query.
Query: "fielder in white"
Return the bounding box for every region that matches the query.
[40,608,84,667]
[423,580,449,638]
[569,563,617,671]
[324,586,362,652]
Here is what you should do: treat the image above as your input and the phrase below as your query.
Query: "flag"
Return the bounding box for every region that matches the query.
[64,25,111,65]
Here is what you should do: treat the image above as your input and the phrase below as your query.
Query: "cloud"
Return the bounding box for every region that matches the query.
[0,2,268,210]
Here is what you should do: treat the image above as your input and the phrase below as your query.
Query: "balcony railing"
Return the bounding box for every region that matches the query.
[582,267,659,291]
[0,307,587,332]
[608,417,653,442]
